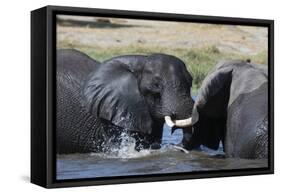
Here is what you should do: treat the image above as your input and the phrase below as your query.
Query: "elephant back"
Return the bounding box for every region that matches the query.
[57,49,100,86]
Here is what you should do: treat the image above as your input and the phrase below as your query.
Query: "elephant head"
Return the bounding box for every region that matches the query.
[82,54,194,148]
[167,60,268,158]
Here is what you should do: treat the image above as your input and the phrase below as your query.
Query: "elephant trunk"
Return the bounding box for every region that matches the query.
[161,88,194,128]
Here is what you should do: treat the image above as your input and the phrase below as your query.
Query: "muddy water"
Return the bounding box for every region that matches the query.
[56,125,267,180]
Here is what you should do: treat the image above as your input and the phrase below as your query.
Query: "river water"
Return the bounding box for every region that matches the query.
[56,124,267,180]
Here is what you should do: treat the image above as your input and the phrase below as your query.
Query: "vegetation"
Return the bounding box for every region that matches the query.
[58,41,267,95]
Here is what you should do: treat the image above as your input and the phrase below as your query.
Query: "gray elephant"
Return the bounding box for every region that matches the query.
[57,49,101,154]
[166,60,268,159]
[57,49,194,154]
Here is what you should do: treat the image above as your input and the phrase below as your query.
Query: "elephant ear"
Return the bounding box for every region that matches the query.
[83,60,152,134]
[192,61,234,149]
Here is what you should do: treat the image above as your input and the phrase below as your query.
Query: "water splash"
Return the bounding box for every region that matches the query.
[91,131,152,159]
[108,131,152,159]
[90,125,188,159]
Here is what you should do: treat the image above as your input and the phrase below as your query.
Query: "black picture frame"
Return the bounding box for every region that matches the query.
[31,5,274,188]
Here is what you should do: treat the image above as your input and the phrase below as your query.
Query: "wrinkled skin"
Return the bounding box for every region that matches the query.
[181,60,268,159]
[57,49,194,154]
[56,49,103,154]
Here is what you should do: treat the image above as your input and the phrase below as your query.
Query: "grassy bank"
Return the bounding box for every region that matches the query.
[58,41,267,95]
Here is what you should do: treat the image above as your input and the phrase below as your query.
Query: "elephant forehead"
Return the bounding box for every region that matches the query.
[228,68,268,106]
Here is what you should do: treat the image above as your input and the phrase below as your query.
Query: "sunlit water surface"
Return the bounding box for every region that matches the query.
[57,124,267,180]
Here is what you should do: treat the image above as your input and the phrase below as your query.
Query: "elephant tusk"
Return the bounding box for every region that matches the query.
[165,116,193,128]
[164,116,175,128]
[174,117,192,127]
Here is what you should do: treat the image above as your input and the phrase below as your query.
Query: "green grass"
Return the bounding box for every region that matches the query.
[58,42,267,95]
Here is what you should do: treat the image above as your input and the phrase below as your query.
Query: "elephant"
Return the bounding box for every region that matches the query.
[57,49,194,154]
[165,60,268,159]
[57,49,101,154]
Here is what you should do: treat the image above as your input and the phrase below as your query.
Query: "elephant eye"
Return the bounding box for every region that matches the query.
[150,81,162,93]
[152,77,161,88]
[140,77,162,95]
[154,82,160,89]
